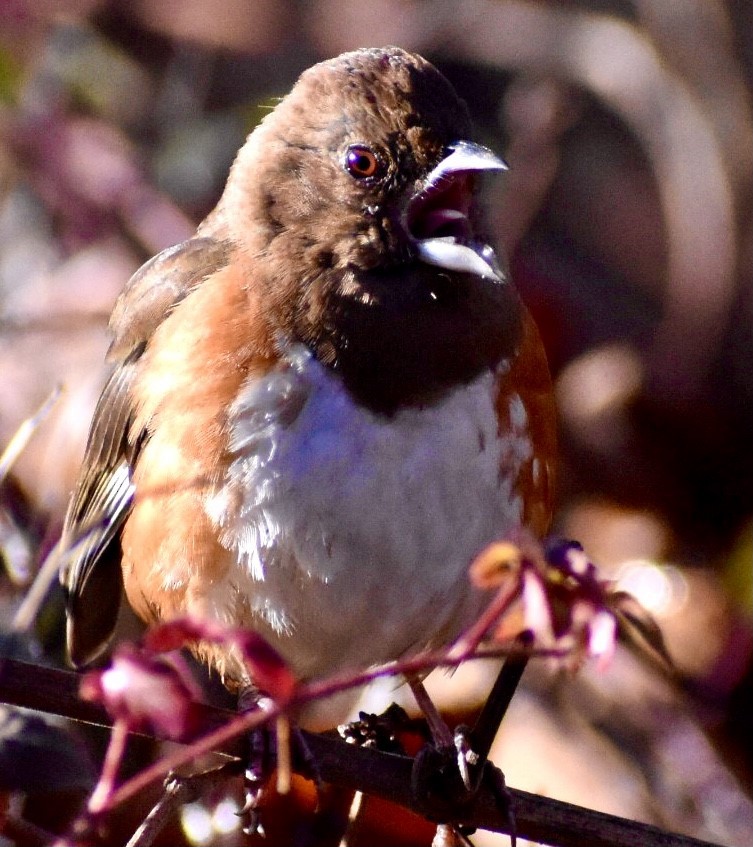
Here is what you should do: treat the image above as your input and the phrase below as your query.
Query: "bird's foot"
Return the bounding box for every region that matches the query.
[337,703,420,752]
[452,724,481,792]
[238,721,273,837]
[237,708,320,836]
[411,730,516,846]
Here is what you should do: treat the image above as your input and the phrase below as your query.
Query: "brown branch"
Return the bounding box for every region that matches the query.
[0,816,53,847]
[0,657,725,847]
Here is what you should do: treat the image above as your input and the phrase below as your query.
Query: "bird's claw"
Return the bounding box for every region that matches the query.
[237,758,267,836]
[453,726,480,791]
[337,703,412,753]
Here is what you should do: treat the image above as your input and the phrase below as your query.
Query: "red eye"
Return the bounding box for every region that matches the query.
[345,145,380,179]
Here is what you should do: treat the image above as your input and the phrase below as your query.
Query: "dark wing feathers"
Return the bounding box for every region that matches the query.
[108,237,229,360]
[60,364,137,594]
[59,236,229,667]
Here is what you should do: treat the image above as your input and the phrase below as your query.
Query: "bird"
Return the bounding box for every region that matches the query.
[58,46,556,703]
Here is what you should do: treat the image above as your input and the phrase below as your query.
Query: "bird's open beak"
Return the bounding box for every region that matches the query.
[406,140,507,282]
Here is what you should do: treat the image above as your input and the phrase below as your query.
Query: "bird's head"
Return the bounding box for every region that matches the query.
[219,46,522,413]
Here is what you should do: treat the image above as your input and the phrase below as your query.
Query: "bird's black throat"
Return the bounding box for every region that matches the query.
[305,263,523,416]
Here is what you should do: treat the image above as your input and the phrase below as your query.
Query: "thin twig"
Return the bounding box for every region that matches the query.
[0,384,62,486]
[124,777,194,847]
[89,720,130,813]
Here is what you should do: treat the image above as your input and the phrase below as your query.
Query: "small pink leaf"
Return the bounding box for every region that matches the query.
[80,644,203,741]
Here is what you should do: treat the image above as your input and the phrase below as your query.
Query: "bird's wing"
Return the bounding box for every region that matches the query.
[59,236,230,667]
[496,305,557,536]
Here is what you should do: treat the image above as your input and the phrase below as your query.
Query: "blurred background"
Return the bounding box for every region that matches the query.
[1,1,752,845]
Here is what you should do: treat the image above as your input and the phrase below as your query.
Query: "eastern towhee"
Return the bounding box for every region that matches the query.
[58,47,557,700]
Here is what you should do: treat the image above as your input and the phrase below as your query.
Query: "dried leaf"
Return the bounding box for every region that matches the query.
[469,541,523,589]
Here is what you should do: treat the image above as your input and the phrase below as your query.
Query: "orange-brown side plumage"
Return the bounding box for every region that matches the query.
[497,309,557,538]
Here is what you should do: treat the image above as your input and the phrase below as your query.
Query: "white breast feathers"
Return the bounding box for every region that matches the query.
[204,344,532,680]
